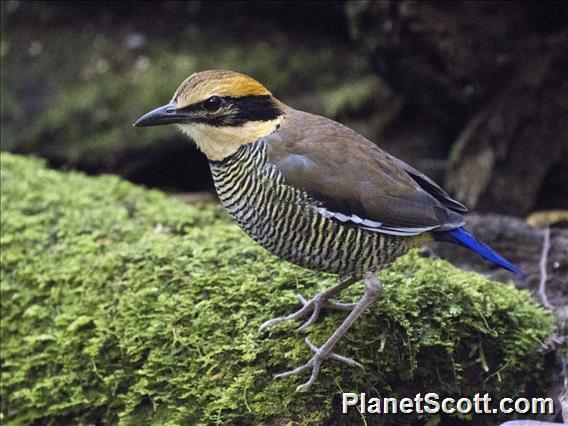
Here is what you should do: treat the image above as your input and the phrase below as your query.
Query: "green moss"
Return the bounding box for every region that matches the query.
[0,153,555,425]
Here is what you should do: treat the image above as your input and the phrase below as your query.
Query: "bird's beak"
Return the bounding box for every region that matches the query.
[133,103,188,127]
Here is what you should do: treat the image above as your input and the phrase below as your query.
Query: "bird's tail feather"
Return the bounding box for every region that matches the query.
[436,227,523,276]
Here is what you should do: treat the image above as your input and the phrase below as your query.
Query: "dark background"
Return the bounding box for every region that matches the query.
[2,0,567,216]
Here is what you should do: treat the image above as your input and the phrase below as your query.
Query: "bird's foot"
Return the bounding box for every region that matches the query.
[275,337,363,391]
[259,292,356,333]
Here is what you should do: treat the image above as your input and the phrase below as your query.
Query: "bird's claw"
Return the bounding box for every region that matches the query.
[274,337,363,391]
[258,294,316,332]
[298,294,356,311]
[259,293,356,333]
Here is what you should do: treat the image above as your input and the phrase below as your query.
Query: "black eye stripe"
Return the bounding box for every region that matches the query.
[231,95,282,122]
[179,95,282,126]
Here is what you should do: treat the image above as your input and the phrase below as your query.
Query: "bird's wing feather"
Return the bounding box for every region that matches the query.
[387,154,468,214]
[264,110,465,236]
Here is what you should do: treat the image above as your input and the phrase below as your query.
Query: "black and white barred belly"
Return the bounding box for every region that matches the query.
[209,140,410,275]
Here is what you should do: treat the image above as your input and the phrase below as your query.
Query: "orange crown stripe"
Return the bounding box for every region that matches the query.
[174,70,271,108]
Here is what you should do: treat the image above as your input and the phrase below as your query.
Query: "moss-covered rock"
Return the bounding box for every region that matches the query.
[0,153,555,425]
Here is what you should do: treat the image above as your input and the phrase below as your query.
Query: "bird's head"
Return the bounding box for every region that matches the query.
[134,70,285,161]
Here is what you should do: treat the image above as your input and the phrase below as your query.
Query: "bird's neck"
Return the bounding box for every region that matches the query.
[209,138,266,171]
[209,139,269,208]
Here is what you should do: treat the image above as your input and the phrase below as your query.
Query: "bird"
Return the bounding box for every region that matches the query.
[134,70,522,391]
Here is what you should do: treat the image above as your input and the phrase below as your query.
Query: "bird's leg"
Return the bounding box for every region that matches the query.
[259,275,360,332]
[275,273,382,391]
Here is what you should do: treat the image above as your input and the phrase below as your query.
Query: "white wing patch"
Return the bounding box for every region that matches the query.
[316,207,437,236]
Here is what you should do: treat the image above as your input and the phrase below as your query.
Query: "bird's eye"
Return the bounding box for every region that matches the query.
[204,96,222,112]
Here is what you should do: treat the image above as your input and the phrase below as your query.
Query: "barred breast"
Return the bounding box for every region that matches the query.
[210,140,410,275]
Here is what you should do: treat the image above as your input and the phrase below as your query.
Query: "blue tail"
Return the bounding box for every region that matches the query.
[436,227,523,276]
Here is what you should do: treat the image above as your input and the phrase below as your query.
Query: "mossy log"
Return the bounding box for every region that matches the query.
[0,154,555,424]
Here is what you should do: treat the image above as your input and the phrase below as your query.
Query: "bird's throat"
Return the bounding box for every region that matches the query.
[178,118,282,161]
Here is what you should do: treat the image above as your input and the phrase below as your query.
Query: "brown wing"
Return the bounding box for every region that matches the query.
[264,109,465,236]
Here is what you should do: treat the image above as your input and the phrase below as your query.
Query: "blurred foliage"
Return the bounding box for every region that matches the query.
[0,153,555,424]
[1,1,388,181]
